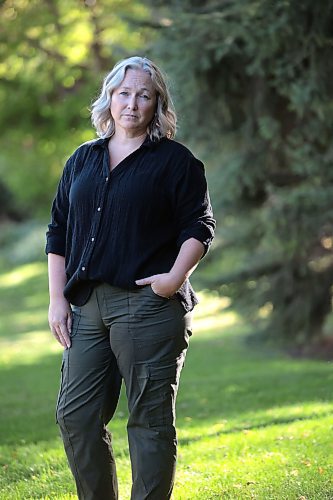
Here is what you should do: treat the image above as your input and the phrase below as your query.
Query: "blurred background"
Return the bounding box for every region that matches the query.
[1,1,333,497]
[1,0,333,349]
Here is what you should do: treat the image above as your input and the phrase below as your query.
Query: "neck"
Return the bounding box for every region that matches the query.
[111,129,147,146]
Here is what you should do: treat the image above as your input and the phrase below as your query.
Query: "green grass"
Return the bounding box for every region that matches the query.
[0,260,333,499]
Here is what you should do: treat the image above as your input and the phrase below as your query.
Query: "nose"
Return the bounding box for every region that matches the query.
[127,95,138,110]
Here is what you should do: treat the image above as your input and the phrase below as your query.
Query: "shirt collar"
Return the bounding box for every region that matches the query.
[91,135,161,151]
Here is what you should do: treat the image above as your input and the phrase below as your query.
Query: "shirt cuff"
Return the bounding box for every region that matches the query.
[45,235,66,257]
[177,227,214,257]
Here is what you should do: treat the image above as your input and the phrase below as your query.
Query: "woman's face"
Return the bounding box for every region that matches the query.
[110,68,157,137]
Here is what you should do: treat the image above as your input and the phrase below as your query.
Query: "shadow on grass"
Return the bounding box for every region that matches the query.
[178,409,333,446]
[0,332,332,448]
[176,333,333,431]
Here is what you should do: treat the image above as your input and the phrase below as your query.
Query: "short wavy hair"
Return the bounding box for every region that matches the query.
[91,56,177,141]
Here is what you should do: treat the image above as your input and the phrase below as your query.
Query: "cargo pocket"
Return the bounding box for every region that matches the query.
[146,360,183,429]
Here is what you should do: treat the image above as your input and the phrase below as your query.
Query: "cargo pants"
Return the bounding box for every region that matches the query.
[56,283,192,500]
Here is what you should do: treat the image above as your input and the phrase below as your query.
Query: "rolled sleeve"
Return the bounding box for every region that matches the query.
[172,155,215,257]
[45,157,73,256]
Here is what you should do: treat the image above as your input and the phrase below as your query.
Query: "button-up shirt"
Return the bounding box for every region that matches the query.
[46,136,215,310]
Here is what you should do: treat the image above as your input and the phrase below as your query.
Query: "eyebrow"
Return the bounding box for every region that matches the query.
[119,86,152,93]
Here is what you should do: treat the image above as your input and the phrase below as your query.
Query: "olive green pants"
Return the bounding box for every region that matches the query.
[56,283,192,500]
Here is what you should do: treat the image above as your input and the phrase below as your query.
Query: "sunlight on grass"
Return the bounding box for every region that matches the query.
[263,401,333,421]
[195,291,231,318]
[177,401,333,441]
[1,259,333,499]
[4,309,47,330]
[0,262,46,288]
[0,329,62,366]
[174,416,333,499]
[194,291,239,334]
[194,309,238,333]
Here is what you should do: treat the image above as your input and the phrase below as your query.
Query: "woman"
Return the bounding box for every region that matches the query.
[46,56,215,500]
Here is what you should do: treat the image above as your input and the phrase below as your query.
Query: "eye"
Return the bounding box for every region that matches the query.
[140,94,150,100]
[119,91,129,96]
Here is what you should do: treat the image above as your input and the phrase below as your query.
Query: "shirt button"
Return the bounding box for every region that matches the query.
[91,237,95,242]
[105,176,109,182]
[81,266,86,271]
[97,207,101,211]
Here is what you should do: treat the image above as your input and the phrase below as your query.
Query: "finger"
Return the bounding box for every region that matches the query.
[51,321,71,349]
[135,275,156,285]
[59,323,71,349]
[51,325,68,348]
[150,282,170,299]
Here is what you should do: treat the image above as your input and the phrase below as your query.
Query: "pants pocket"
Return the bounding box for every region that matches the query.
[149,284,171,300]
[135,359,184,429]
[70,305,81,338]
[55,359,65,424]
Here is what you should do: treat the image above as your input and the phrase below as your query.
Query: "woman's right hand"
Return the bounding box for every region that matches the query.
[48,297,72,349]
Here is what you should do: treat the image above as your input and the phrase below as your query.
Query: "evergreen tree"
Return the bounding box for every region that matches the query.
[144,0,333,342]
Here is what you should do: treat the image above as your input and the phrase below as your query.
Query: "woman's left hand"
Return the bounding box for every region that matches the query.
[135,272,184,298]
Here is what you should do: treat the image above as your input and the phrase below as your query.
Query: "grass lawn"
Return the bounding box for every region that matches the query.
[0,260,333,499]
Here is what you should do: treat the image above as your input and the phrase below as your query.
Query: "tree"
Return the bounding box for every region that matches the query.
[0,0,152,216]
[143,0,333,342]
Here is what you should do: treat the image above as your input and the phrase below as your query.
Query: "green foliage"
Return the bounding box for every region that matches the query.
[144,0,333,342]
[0,0,152,215]
[2,0,333,341]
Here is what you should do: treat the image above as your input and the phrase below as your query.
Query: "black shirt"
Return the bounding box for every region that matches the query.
[46,136,215,311]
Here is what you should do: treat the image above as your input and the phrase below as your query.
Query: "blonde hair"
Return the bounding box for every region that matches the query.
[91,56,177,141]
